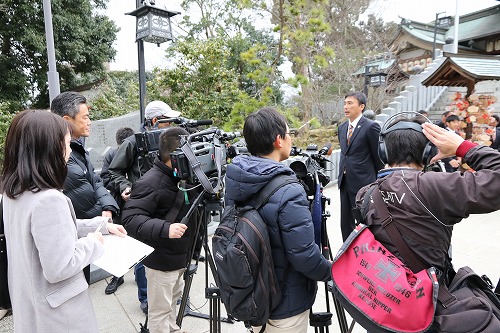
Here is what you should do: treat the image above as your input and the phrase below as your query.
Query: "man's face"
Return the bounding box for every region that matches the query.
[344,96,364,122]
[151,117,172,129]
[489,116,498,127]
[447,120,460,131]
[64,104,91,138]
[279,126,292,162]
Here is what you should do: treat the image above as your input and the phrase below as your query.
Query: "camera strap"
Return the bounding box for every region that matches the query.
[179,135,224,195]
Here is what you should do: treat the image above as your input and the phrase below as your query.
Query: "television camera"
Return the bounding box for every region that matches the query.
[136,117,214,158]
[169,127,243,194]
[288,143,332,196]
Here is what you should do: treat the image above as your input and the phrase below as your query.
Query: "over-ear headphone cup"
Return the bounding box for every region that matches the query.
[422,143,437,166]
[378,137,388,165]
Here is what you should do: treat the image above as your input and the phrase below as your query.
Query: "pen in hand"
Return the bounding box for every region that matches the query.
[95,219,107,233]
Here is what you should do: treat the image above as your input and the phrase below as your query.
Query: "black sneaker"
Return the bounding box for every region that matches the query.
[105,276,124,294]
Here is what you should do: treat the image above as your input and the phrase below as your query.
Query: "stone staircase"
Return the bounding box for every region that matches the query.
[426,86,468,122]
[375,51,449,124]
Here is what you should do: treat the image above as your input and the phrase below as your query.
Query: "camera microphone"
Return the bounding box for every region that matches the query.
[187,119,213,127]
[317,142,332,156]
[156,117,213,127]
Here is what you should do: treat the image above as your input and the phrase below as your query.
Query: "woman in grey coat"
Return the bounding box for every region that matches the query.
[0,110,126,333]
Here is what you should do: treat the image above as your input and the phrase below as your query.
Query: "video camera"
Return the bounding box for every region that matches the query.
[135,117,214,159]
[170,128,243,193]
[288,143,332,196]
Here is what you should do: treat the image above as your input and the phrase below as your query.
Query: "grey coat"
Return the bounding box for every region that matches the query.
[3,189,109,333]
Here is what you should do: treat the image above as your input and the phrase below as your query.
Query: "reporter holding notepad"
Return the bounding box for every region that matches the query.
[0,110,126,333]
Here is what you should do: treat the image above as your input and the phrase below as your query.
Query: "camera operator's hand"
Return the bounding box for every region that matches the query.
[422,123,464,163]
[121,187,131,201]
[169,223,188,239]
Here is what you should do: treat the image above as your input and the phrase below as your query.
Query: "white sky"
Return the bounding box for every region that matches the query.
[106,0,499,71]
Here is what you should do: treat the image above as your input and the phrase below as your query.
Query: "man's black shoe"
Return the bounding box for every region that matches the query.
[105,276,124,294]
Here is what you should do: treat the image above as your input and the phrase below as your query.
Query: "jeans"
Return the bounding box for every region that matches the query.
[134,262,148,303]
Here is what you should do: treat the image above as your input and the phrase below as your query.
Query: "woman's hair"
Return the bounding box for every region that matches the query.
[1,110,70,198]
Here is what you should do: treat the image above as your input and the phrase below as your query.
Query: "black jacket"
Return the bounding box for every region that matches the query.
[108,135,154,194]
[64,139,118,219]
[121,158,198,271]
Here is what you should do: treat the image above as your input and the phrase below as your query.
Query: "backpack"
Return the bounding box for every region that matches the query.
[212,174,298,328]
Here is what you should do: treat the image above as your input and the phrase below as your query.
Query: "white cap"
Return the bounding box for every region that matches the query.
[144,101,181,119]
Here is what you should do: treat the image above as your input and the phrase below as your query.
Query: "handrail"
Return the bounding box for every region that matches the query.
[424,86,448,112]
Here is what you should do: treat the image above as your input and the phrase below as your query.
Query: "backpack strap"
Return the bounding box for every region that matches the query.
[253,174,299,210]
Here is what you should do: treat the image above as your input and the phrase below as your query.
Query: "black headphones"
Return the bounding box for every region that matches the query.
[378,111,434,166]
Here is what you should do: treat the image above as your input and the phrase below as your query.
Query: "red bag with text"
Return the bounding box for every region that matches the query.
[331,224,439,333]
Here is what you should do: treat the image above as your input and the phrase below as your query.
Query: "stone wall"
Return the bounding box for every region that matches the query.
[85,111,141,170]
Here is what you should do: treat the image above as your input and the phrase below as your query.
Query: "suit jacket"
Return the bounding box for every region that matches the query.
[4,189,109,333]
[337,117,384,193]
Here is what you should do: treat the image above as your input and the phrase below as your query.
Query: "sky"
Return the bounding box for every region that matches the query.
[105,0,500,71]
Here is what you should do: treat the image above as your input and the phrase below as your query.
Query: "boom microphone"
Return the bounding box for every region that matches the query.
[317,142,332,156]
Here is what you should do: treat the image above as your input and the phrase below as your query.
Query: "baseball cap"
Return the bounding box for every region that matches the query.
[145,101,181,119]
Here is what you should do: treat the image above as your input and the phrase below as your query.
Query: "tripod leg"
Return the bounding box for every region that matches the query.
[176,263,198,327]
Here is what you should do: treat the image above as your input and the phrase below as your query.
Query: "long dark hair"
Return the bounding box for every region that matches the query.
[1,110,69,198]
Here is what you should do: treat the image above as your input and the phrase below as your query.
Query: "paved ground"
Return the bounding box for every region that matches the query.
[1,184,499,332]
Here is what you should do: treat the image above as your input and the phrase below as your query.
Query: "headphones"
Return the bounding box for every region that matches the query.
[378,111,434,166]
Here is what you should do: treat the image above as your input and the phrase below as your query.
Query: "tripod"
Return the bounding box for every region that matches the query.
[308,173,352,333]
[175,189,234,333]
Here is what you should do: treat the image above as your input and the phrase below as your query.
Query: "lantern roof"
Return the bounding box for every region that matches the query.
[126,4,180,18]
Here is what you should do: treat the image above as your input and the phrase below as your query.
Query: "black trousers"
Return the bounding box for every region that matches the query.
[339,183,357,242]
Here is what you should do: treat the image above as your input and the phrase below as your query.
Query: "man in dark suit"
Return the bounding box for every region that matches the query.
[337,92,384,241]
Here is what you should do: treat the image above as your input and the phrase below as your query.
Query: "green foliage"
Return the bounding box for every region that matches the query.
[148,38,243,126]
[177,0,285,124]
[0,102,16,167]
[0,0,118,111]
[88,71,139,120]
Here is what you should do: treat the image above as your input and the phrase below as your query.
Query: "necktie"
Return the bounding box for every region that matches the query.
[347,124,353,145]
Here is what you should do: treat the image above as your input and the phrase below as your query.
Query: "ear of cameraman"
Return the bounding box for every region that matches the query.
[121,127,197,332]
[355,120,500,289]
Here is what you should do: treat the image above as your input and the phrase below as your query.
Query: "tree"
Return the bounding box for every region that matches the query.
[178,0,287,127]
[0,0,118,112]
[88,71,140,120]
[147,37,243,126]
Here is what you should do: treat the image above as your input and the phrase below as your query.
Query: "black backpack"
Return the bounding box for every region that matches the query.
[212,174,298,328]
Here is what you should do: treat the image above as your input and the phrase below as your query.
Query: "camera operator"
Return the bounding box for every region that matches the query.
[121,127,199,333]
[108,100,180,314]
[355,118,500,321]
[225,107,331,332]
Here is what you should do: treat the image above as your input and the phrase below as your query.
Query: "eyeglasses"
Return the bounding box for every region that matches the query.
[285,132,296,138]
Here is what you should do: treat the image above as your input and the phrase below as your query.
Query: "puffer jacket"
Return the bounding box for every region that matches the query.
[356,144,500,273]
[64,139,118,219]
[121,158,198,271]
[108,135,154,194]
[225,155,332,320]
